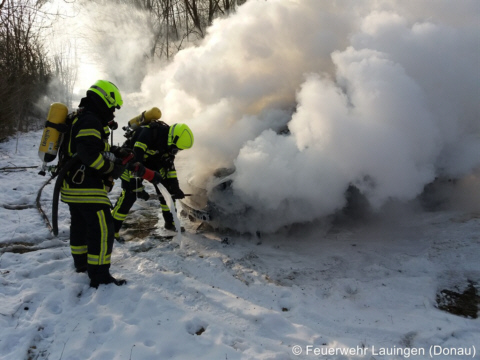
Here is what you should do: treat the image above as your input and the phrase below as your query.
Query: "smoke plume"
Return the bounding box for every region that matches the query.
[54,0,480,232]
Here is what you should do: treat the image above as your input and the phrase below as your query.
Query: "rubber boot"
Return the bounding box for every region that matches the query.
[114,232,125,244]
[73,254,88,273]
[88,264,127,288]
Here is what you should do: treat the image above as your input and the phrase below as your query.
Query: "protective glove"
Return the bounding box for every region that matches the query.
[104,178,115,193]
[171,188,185,199]
[129,162,146,177]
[102,153,125,180]
[166,179,184,199]
[128,162,163,185]
[148,171,163,185]
[111,147,134,163]
[109,162,126,179]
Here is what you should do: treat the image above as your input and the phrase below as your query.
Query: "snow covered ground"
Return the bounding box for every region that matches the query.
[0,131,479,359]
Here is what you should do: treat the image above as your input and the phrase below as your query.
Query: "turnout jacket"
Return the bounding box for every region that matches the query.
[123,122,179,191]
[60,100,115,207]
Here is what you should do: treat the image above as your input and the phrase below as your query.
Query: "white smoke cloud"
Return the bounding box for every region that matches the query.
[46,0,152,97]
[139,0,357,180]
[51,0,480,232]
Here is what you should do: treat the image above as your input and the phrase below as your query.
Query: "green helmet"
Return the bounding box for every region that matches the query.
[168,123,194,151]
[88,80,123,109]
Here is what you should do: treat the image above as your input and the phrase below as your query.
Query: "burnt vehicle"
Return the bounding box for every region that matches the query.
[179,167,461,234]
[179,167,374,234]
[179,167,251,231]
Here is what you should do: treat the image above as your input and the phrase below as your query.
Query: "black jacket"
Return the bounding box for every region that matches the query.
[129,122,179,191]
[60,96,115,206]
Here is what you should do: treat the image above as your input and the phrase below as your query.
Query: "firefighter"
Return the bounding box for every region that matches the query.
[60,80,129,288]
[112,122,194,241]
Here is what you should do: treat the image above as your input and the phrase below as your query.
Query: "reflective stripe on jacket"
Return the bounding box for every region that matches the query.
[61,110,113,205]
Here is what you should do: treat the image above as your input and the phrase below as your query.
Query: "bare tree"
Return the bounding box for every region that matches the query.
[0,0,53,137]
[52,40,78,109]
[128,0,246,60]
[0,0,248,131]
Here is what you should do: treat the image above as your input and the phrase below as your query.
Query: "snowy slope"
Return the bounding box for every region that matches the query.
[0,131,479,360]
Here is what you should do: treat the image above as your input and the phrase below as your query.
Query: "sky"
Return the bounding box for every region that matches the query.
[45,0,480,233]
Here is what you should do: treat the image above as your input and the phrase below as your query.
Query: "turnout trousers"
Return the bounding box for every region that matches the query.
[112,178,174,235]
[68,203,115,280]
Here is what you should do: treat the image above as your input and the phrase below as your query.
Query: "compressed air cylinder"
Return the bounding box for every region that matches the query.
[128,107,162,129]
[38,102,68,163]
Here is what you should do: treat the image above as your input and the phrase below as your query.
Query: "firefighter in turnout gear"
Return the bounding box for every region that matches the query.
[112,122,194,240]
[61,80,128,288]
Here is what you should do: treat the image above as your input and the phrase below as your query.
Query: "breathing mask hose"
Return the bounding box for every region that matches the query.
[52,155,79,236]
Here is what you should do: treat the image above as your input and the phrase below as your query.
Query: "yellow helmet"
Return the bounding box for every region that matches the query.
[88,80,123,109]
[168,123,194,154]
